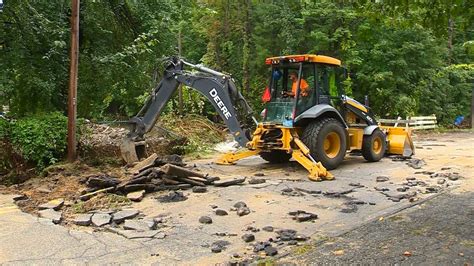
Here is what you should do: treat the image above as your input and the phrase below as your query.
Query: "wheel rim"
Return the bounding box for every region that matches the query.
[373,137,383,154]
[323,132,341,158]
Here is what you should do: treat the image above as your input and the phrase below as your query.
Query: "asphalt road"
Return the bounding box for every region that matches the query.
[288,191,474,265]
[0,131,472,264]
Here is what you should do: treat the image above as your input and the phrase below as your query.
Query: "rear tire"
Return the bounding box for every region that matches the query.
[260,150,292,163]
[301,118,347,170]
[362,129,387,162]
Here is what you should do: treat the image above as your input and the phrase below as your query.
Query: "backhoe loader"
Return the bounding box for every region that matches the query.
[121,55,414,181]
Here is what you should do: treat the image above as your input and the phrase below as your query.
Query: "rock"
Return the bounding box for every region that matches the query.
[233,201,247,208]
[211,245,222,253]
[112,209,140,223]
[254,173,265,177]
[369,202,376,205]
[288,240,298,245]
[345,200,365,205]
[86,174,120,188]
[248,178,266,185]
[38,209,62,224]
[242,234,255,242]
[447,174,460,181]
[199,216,213,224]
[246,226,260,233]
[281,188,293,193]
[123,220,153,231]
[262,226,274,232]
[340,206,358,213]
[192,186,207,193]
[157,191,188,203]
[406,177,416,181]
[91,213,111,227]
[237,207,250,216]
[374,186,390,192]
[397,187,408,192]
[437,179,446,185]
[210,205,218,209]
[215,209,228,216]
[210,240,230,253]
[376,176,390,182]
[127,190,145,202]
[389,197,401,202]
[38,198,64,211]
[73,214,92,226]
[407,158,426,169]
[264,246,278,256]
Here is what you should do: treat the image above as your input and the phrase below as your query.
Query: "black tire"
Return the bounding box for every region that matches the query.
[260,150,292,163]
[362,129,387,162]
[301,118,347,170]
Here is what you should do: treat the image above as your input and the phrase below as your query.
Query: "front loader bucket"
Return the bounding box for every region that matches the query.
[120,138,146,165]
[384,127,415,157]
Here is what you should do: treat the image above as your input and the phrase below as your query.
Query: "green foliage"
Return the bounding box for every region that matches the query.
[0,0,472,126]
[9,112,68,169]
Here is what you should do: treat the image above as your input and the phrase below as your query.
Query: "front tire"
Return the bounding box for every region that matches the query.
[362,129,386,162]
[301,118,347,170]
[260,150,292,163]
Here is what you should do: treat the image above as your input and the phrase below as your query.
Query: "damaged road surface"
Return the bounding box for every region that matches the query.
[0,132,472,264]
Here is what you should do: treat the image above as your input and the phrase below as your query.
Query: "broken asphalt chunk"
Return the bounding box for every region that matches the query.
[262,226,274,232]
[264,246,278,256]
[376,176,390,182]
[112,209,140,223]
[86,174,120,189]
[237,207,251,216]
[123,220,154,231]
[73,214,92,226]
[38,198,64,211]
[38,209,62,224]
[91,213,111,227]
[213,177,246,187]
[289,210,318,222]
[248,178,266,185]
[407,158,426,169]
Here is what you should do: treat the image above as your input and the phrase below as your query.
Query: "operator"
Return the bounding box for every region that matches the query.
[284,72,309,98]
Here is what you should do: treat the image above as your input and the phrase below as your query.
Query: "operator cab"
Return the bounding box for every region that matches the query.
[262,54,348,126]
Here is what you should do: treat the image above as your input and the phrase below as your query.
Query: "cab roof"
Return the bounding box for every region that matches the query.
[265,54,341,66]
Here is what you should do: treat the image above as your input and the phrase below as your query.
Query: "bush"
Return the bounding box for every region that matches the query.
[9,112,68,169]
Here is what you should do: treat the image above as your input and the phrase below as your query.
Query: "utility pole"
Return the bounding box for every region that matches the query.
[177,26,183,116]
[67,0,80,162]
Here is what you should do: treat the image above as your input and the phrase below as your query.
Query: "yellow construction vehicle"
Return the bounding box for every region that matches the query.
[122,55,414,181]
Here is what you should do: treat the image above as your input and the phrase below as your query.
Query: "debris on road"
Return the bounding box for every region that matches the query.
[127,190,145,202]
[38,198,64,210]
[38,209,62,224]
[406,158,426,169]
[199,216,213,224]
[91,213,111,227]
[73,214,92,226]
[289,210,318,222]
[376,176,390,182]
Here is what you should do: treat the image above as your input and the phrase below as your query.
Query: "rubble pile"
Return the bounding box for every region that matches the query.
[80,154,245,203]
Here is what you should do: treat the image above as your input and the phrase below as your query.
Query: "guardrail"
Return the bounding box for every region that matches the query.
[378,115,437,130]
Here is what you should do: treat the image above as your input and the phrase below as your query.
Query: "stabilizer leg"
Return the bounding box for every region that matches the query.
[292,138,334,181]
[216,149,261,165]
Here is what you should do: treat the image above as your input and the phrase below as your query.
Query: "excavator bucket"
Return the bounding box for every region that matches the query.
[383,127,415,157]
[120,138,147,165]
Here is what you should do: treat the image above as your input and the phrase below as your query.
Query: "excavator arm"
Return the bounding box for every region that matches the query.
[121,57,255,163]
